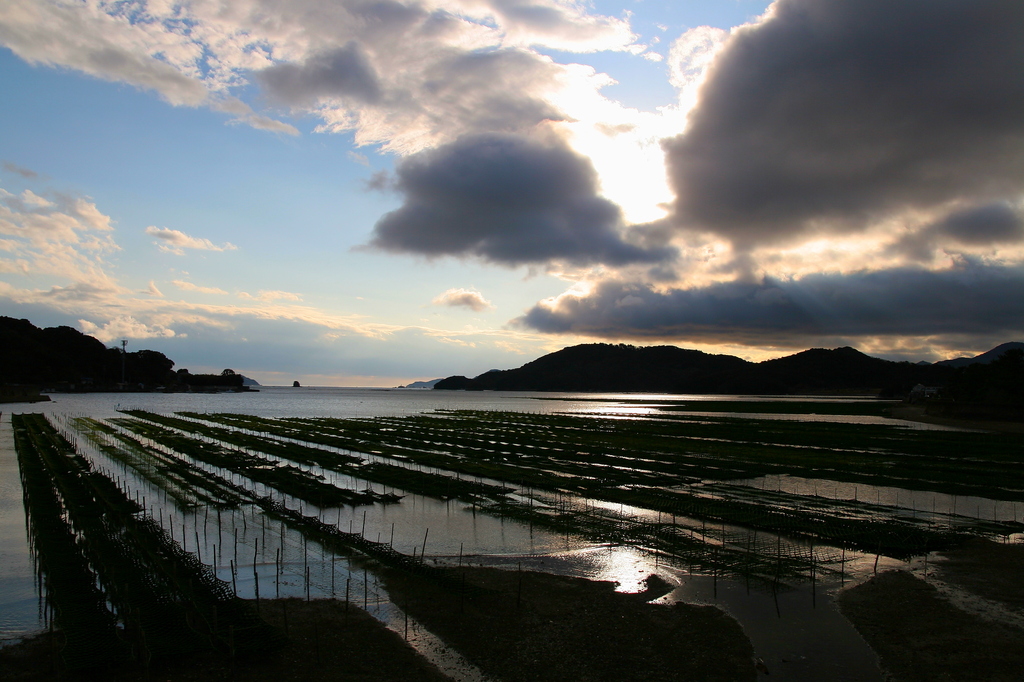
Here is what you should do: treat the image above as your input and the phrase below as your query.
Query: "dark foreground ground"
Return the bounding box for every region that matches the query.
[837,538,1024,682]
[890,403,1024,434]
[0,568,754,681]
[381,566,755,682]
[4,539,1021,681]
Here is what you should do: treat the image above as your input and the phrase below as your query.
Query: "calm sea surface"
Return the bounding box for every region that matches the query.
[0,388,966,679]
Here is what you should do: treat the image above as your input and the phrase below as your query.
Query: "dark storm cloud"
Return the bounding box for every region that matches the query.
[931,203,1024,246]
[366,133,676,266]
[258,42,381,104]
[664,0,1024,247]
[516,263,1024,346]
[890,202,1024,260]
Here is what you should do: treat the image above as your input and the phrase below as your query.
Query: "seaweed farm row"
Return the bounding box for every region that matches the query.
[12,413,281,669]
[147,408,1024,545]
[15,405,1024,670]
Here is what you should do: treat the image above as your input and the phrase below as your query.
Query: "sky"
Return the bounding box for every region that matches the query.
[1,0,1023,386]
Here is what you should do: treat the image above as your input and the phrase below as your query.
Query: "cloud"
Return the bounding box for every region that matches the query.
[0,0,209,107]
[0,0,636,144]
[141,280,163,297]
[432,288,494,312]
[238,290,303,302]
[258,43,382,105]
[311,44,576,154]
[437,336,476,347]
[145,227,237,254]
[930,203,1024,246]
[663,0,1024,249]
[40,281,123,303]
[0,186,122,297]
[469,0,634,52]
[213,98,299,135]
[516,261,1024,348]
[79,316,179,343]
[3,161,39,179]
[890,202,1024,261]
[666,25,727,92]
[494,340,527,354]
[366,133,675,266]
[172,280,229,295]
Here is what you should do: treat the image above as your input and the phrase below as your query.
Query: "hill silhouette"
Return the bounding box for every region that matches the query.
[934,342,1024,368]
[0,317,245,392]
[434,343,955,396]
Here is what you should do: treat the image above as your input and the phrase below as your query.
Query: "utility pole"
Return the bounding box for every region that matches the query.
[121,339,127,386]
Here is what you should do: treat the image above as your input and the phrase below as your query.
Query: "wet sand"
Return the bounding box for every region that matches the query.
[381,566,756,682]
[838,539,1024,682]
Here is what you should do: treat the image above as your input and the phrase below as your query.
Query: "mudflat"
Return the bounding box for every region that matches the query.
[1,568,756,681]
[838,539,1024,682]
[381,566,756,682]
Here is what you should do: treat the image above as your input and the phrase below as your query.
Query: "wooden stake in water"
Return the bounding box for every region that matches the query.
[254,566,260,613]
[517,562,523,608]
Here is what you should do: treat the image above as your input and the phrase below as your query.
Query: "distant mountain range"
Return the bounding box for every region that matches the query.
[434,343,1021,396]
[398,378,444,389]
[933,342,1024,368]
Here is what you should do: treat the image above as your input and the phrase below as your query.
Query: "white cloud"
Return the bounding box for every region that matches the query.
[667,25,728,98]
[0,0,640,155]
[172,279,229,295]
[145,226,237,254]
[79,315,179,342]
[347,151,370,166]
[238,289,303,302]
[437,336,476,347]
[431,287,494,312]
[0,186,123,299]
[0,0,209,107]
[213,97,299,135]
[141,280,163,296]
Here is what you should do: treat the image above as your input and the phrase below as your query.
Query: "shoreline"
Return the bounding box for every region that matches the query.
[889,403,1024,433]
